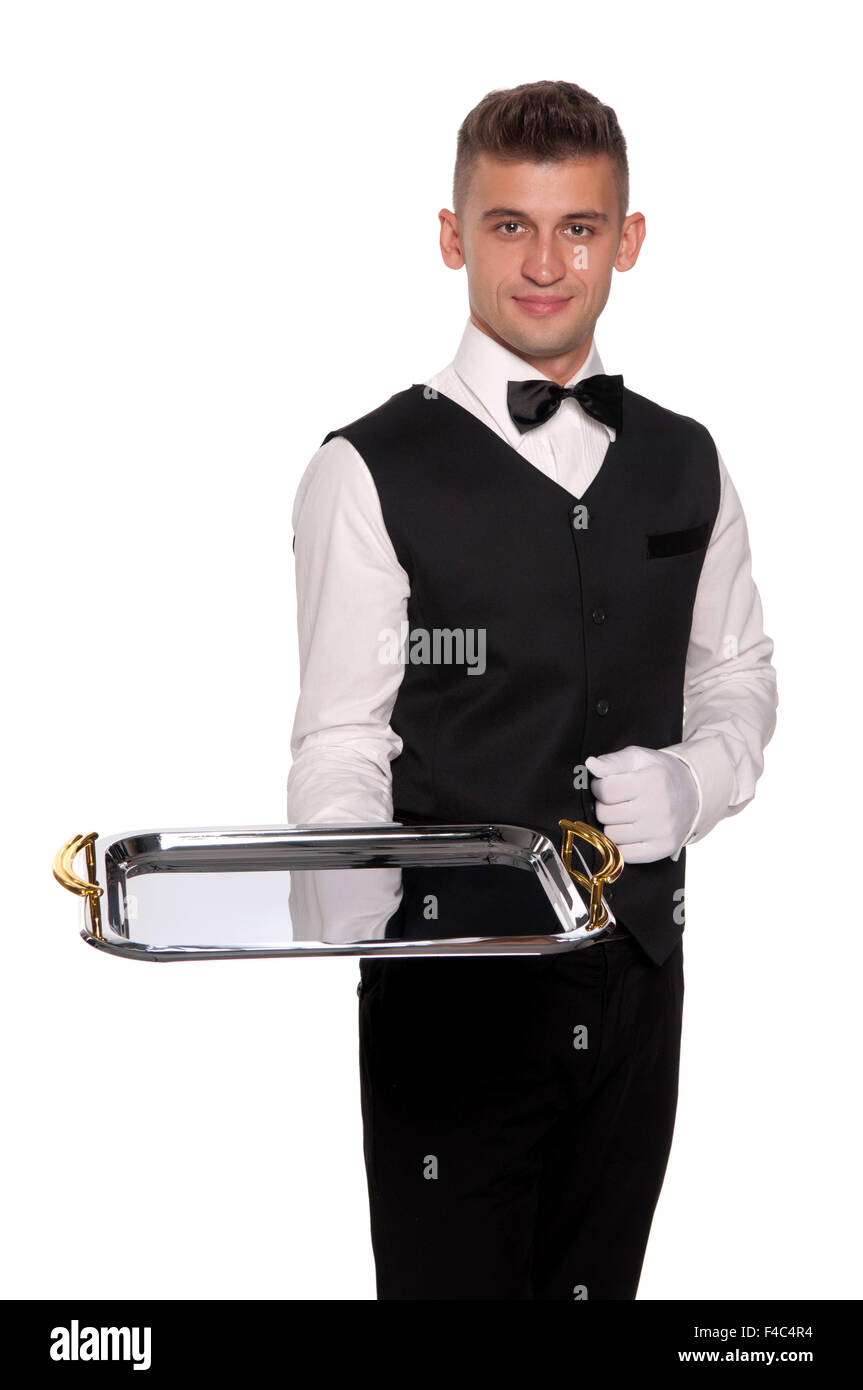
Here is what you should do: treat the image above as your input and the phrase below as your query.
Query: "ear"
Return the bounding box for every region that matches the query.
[439,208,465,270]
[614,211,646,272]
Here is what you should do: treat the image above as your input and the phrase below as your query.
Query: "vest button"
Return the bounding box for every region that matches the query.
[596,698,610,716]
[592,606,606,625]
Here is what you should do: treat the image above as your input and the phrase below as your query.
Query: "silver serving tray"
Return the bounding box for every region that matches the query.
[53,822,624,961]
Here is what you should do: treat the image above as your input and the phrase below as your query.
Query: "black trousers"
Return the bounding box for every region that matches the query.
[357,931,684,1299]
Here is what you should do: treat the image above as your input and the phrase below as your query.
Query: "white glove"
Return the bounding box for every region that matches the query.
[584,746,700,864]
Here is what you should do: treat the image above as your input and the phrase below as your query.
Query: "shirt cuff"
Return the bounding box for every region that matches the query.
[661,736,737,854]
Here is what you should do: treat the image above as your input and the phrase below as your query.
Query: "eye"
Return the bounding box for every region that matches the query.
[567,224,593,238]
[494,221,523,235]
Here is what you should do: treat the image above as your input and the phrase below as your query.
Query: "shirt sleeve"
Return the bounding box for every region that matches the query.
[286,433,410,826]
[661,449,778,851]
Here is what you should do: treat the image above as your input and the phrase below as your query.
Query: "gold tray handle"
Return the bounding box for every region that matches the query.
[53,831,103,939]
[558,820,624,931]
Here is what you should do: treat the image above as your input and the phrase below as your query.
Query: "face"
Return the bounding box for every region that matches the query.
[439,153,645,381]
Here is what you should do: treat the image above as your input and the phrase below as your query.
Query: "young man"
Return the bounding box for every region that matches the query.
[287,80,778,1300]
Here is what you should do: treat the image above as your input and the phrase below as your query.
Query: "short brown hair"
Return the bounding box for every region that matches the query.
[453,79,629,225]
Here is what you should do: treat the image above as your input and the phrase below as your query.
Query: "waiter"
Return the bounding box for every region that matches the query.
[287,78,778,1299]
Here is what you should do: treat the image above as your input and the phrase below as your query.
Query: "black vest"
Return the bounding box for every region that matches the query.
[321,383,720,965]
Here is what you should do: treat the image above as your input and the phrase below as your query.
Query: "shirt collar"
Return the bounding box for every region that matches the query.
[449,316,611,450]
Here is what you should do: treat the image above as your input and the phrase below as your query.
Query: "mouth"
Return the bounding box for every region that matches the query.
[512,296,572,317]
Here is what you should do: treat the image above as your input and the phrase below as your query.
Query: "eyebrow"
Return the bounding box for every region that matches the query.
[480,207,610,224]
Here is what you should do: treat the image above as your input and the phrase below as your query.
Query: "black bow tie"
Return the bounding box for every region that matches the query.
[507,374,624,435]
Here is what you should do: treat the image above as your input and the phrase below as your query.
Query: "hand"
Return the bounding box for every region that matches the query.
[584,746,699,864]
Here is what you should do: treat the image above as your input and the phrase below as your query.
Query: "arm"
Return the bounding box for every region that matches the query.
[587,450,778,862]
[286,434,410,941]
[287,433,410,825]
[662,450,778,845]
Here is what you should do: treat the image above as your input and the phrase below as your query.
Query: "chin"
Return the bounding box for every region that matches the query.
[502,318,570,351]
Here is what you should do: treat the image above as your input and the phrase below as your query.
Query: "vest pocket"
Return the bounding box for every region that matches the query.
[646,522,712,558]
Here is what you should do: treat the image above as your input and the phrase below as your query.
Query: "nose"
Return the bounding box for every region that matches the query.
[521,233,567,285]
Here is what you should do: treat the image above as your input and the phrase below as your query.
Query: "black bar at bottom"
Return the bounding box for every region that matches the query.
[4,1298,857,1375]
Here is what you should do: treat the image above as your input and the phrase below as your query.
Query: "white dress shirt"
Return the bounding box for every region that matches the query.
[287,318,778,861]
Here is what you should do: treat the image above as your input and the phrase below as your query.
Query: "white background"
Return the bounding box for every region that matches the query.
[2,0,860,1300]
